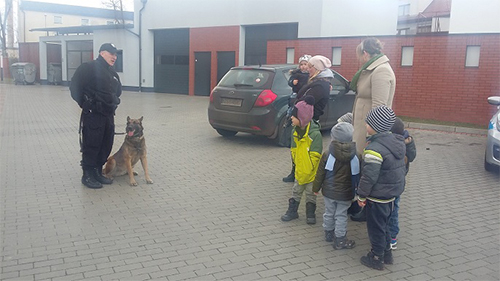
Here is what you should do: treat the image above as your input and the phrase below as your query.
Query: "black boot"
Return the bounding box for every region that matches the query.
[324,230,335,242]
[282,164,295,182]
[306,202,316,224]
[281,198,299,221]
[333,235,355,250]
[383,249,393,264]
[82,169,103,189]
[93,168,113,184]
[360,251,384,270]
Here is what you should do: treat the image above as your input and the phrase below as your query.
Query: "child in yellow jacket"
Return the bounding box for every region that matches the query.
[281,96,323,224]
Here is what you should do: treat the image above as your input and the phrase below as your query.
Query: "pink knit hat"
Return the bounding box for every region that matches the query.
[308,55,332,71]
[292,96,315,127]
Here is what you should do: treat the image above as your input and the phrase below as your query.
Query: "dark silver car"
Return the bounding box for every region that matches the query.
[207,64,355,145]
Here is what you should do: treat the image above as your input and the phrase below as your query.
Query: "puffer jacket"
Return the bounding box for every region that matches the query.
[288,69,309,94]
[313,140,360,201]
[296,70,333,120]
[357,132,406,202]
[291,121,323,185]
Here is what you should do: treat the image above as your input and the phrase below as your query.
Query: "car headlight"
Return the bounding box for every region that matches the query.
[497,112,500,131]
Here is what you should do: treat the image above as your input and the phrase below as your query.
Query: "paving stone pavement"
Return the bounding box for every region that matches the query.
[0,83,499,281]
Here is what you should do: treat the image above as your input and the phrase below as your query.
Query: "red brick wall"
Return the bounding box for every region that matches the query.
[267,34,500,126]
[189,26,240,96]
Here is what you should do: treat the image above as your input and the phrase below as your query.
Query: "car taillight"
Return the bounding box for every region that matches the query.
[254,90,277,107]
[210,89,215,103]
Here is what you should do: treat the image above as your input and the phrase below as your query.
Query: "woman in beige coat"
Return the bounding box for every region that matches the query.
[351,38,396,155]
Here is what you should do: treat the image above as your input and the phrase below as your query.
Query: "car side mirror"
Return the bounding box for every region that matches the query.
[487,96,500,106]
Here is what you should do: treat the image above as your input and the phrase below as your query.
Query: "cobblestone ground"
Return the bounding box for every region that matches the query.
[0,84,499,281]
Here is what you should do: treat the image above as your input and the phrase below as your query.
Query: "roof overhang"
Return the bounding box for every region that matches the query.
[30,24,134,35]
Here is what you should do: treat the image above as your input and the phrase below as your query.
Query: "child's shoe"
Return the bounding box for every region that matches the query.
[360,251,384,270]
[324,230,335,242]
[390,238,397,250]
[333,236,355,250]
[305,202,316,224]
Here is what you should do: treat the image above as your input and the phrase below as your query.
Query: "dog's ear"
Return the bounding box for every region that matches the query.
[139,116,143,122]
[127,116,130,122]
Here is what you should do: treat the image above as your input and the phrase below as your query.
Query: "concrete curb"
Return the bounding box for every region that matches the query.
[406,122,487,136]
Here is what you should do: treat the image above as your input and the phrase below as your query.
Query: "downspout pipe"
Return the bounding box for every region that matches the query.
[139,0,148,92]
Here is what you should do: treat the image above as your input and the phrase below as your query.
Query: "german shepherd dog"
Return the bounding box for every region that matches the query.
[103,116,153,186]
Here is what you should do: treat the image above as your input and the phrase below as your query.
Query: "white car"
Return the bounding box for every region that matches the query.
[485,96,500,172]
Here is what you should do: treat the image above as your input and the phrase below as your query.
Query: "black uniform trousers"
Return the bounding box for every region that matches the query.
[366,200,394,257]
[81,110,115,170]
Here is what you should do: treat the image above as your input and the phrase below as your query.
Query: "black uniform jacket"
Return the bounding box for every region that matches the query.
[70,55,122,115]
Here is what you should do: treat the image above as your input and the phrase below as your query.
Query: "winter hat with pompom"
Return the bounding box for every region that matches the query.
[292,95,315,127]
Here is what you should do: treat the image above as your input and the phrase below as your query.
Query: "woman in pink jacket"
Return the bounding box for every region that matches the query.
[351,38,396,156]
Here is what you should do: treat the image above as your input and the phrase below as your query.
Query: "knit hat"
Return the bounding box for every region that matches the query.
[292,95,315,127]
[337,112,353,124]
[365,105,396,133]
[331,122,354,142]
[308,55,332,71]
[298,54,312,63]
[390,117,405,136]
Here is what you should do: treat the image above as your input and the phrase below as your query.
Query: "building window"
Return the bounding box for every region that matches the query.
[54,16,62,24]
[81,19,89,26]
[331,47,341,66]
[114,50,123,72]
[401,46,414,66]
[286,48,295,64]
[465,46,480,67]
[157,55,189,65]
[398,28,410,35]
[398,4,410,16]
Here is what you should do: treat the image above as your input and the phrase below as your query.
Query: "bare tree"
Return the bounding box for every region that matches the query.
[102,0,126,25]
[0,0,13,59]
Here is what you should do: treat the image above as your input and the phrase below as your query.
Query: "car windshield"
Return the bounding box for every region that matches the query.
[218,69,273,89]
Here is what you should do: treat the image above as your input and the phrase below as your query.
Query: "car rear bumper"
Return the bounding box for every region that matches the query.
[208,104,281,137]
[485,127,500,167]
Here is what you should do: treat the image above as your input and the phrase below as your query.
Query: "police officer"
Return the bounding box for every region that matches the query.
[70,43,122,189]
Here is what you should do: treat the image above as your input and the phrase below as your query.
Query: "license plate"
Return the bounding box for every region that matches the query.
[221,98,242,107]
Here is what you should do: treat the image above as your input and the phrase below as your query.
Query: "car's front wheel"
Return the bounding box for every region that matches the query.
[484,154,499,173]
[216,128,237,137]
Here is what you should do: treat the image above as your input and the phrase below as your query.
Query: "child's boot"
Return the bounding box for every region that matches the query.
[383,249,393,264]
[360,251,384,270]
[282,165,295,182]
[305,202,316,224]
[281,198,299,221]
[324,230,335,242]
[333,235,355,249]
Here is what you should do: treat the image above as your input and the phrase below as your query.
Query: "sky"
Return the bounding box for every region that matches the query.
[27,0,134,11]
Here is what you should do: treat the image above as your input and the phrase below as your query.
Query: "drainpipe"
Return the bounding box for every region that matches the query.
[139,0,148,92]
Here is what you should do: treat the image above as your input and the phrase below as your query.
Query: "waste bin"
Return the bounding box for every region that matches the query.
[48,63,62,85]
[11,62,36,85]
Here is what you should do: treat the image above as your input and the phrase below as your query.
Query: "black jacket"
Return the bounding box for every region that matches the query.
[288,69,309,94]
[296,78,330,121]
[70,55,122,115]
[357,132,406,201]
[313,140,360,201]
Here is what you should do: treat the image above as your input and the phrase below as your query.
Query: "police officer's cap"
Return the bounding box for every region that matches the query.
[99,43,118,54]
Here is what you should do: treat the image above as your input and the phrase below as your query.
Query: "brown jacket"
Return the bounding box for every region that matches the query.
[352,55,396,155]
